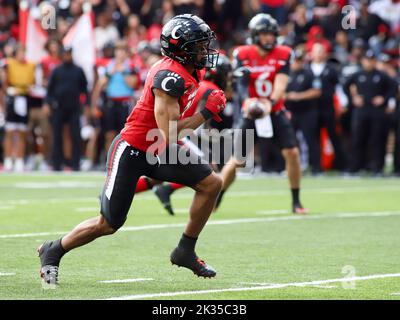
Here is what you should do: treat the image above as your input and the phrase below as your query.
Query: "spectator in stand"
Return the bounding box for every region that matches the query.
[356,0,389,43]
[26,39,63,171]
[368,0,400,32]
[171,0,204,16]
[289,3,316,46]
[125,14,146,54]
[305,25,331,53]
[332,31,350,65]
[44,46,89,171]
[319,0,345,42]
[95,10,120,53]
[1,44,35,172]
[91,40,139,152]
[254,0,288,26]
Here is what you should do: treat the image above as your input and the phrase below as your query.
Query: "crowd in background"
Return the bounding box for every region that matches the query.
[0,0,399,175]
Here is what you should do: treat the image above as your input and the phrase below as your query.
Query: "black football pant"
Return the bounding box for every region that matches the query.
[350,107,387,173]
[51,108,81,171]
[291,108,321,173]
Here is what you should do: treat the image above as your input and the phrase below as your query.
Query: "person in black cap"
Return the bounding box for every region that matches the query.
[376,53,400,176]
[285,48,322,174]
[309,43,347,171]
[339,38,367,157]
[343,49,397,175]
[44,45,89,171]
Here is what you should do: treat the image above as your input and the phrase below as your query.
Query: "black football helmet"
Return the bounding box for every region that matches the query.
[205,53,232,90]
[248,13,279,51]
[160,14,219,69]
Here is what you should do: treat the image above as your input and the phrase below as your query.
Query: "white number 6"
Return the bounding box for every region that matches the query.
[255,72,272,97]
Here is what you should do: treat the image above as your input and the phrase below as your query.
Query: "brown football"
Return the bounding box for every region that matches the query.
[247,102,265,119]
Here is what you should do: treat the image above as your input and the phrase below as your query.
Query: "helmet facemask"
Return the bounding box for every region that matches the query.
[253,30,277,51]
[182,32,219,69]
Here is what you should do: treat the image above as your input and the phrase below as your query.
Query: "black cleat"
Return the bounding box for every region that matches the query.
[170,247,216,278]
[153,185,175,215]
[37,241,61,288]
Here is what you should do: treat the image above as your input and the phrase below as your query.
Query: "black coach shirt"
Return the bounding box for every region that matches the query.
[343,69,396,108]
[286,68,320,112]
[309,62,338,103]
[46,62,88,109]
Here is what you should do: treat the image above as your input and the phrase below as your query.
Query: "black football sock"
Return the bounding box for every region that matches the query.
[163,184,174,195]
[177,233,198,252]
[291,188,300,206]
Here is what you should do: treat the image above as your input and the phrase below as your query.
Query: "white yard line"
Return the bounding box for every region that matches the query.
[104,273,400,300]
[239,282,336,288]
[1,211,400,239]
[256,210,288,215]
[0,206,15,210]
[1,185,400,205]
[98,278,154,284]
[0,272,16,276]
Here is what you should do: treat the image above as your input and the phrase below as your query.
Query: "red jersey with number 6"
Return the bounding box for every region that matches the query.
[233,44,292,113]
[121,57,202,152]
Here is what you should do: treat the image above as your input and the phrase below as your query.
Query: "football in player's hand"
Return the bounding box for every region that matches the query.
[247,101,265,119]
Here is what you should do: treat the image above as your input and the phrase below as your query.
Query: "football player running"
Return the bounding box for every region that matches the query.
[38,14,226,286]
[134,54,233,216]
[216,13,308,214]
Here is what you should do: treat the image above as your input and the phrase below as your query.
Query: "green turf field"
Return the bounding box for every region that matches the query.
[0,173,400,300]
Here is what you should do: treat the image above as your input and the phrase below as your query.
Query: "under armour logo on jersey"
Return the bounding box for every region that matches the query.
[130,150,139,157]
[161,72,181,91]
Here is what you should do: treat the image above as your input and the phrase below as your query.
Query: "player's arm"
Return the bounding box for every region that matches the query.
[153,70,226,143]
[154,88,226,142]
[269,50,294,105]
[91,76,108,116]
[154,88,205,143]
[124,67,139,89]
[286,76,322,101]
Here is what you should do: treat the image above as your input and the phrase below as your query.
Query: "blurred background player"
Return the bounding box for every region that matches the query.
[217,13,308,214]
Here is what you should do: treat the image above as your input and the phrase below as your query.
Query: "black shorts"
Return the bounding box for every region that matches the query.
[102,99,131,133]
[5,95,29,127]
[235,110,298,160]
[100,135,213,230]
